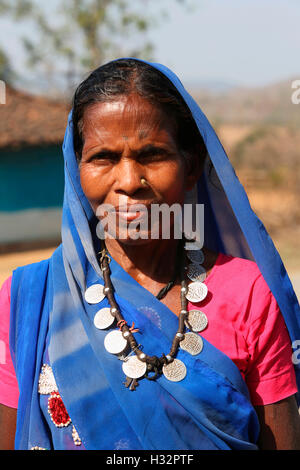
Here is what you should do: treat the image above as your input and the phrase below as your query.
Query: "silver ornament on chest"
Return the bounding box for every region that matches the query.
[187,263,206,282]
[186,249,205,265]
[180,332,204,355]
[104,330,128,355]
[122,355,147,379]
[94,307,115,330]
[185,281,208,303]
[162,358,187,382]
[185,309,208,332]
[84,283,105,304]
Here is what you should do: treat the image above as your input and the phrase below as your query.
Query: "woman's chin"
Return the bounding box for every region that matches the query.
[117,238,154,247]
[105,230,157,246]
[103,226,176,247]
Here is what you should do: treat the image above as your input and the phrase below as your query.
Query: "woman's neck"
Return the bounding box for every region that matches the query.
[104,237,180,284]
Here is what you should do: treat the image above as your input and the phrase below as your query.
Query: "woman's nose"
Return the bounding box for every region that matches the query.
[114,158,145,196]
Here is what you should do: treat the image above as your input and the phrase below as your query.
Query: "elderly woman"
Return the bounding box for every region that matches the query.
[1,58,300,450]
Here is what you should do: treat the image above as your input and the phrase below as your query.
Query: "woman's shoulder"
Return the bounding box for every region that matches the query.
[1,256,54,301]
[216,252,266,281]
[210,252,273,299]
[208,253,284,334]
[14,257,51,275]
[0,258,52,317]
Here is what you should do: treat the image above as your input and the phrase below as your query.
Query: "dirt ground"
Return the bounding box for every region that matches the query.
[0,247,56,287]
[0,240,299,301]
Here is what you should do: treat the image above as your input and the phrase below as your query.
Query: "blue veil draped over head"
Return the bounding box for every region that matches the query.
[10,58,300,450]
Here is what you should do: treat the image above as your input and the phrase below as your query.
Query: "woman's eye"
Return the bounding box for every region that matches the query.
[86,148,171,164]
[139,151,168,162]
[139,154,159,162]
[90,152,118,163]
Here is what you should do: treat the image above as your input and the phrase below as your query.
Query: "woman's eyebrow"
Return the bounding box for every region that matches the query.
[135,144,171,156]
[88,144,171,159]
[88,148,122,158]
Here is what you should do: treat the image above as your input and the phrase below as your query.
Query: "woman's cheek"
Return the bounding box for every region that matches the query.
[155,162,186,203]
[80,165,107,208]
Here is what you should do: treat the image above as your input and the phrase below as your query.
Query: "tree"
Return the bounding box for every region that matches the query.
[0,0,32,83]
[0,0,192,95]
[0,48,15,83]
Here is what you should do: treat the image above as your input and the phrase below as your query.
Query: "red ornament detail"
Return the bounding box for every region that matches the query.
[48,392,71,428]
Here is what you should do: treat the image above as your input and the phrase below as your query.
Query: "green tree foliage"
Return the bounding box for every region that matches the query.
[0,0,191,93]
[0,0,33,82]
[0,0,33,17]
[0,48,15,82]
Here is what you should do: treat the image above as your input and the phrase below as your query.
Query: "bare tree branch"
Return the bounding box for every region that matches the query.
[0,0,193,93]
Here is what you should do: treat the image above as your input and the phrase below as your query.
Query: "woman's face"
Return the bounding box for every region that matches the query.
[79,93,198,244]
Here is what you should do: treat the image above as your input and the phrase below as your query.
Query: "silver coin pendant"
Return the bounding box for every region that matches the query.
[180,332,204,356]
[162,359,187,382]
[185,310,208,332]
[186,249,205,265]
[187,263,206,282]
[84,284,105,304]
[94,308,115,330]
[122,355,147,379]
[104,330,128,355]
[185,281,208,303]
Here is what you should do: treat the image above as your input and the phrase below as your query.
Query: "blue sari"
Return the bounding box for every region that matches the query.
[9,59,300,450]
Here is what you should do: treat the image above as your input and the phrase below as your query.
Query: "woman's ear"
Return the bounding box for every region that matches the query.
[184,150,206,191]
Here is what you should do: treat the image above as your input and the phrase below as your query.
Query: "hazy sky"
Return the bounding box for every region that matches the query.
[1,0,300,89]
[149,0,300,87]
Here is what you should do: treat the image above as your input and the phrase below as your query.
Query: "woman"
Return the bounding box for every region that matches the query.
[1,58,300,450]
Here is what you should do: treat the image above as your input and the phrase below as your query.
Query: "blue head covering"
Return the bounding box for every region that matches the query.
[10,58,300,450]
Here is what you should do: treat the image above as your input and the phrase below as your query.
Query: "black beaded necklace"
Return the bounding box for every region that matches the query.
[99,238,189,389]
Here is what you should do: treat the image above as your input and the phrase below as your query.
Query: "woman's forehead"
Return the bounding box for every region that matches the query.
[82,94,177,144]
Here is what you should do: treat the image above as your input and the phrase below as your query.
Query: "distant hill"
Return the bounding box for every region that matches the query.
[191,78,300,127]
[184,78,300,200]
[186,79,238,94]
[189,79,300,242]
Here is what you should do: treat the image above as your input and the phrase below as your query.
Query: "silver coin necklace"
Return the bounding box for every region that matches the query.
[88,239,208,390]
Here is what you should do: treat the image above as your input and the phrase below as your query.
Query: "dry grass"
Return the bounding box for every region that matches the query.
[0,247,57,286]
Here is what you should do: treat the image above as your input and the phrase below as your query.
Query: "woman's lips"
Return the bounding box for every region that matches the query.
[97,202,157,224]
[116,205,150,222]
[116,210,144,221]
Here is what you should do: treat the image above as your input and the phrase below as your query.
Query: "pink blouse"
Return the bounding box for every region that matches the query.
[0,254,297,408]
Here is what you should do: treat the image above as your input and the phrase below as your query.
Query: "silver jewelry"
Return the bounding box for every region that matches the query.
[185,281,208,303]
[98,239,209,389]
[122,355,147,379]
[94,308,115,330]
[180,332,204,355]
[84,284,105,304]
[185,310,208,332]
[104,330,128,354]
[186,249,205,265]
[187,263,206,282]
[162,359,187,382]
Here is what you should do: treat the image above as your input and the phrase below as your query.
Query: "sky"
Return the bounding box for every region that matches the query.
[149,0,300,88]
[0,0,300,90]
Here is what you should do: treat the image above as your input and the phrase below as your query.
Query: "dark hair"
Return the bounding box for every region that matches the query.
[72,59,207,168]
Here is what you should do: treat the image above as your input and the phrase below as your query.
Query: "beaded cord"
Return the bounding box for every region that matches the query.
[99,238,188,379]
